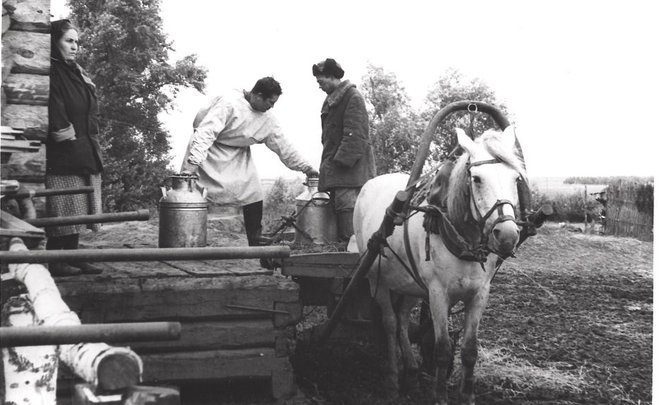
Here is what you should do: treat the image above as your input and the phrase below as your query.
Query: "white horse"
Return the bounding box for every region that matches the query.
[354,126,527,404]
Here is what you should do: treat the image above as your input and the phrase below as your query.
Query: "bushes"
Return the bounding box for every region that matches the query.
[531,186,604,223]
[263,177,305,232]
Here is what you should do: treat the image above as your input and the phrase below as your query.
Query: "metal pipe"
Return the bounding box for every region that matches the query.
[317,190,409,344]
[24,209,150,227]
[0,322,181,347]
[0,245,291,263]
[407,101,511,188]
[3,186,95,200]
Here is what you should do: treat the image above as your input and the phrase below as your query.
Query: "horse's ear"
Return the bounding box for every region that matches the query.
[501,125,517,150]
[456,128,477,156]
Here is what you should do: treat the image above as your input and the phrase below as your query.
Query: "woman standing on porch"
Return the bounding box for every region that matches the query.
[45,19,103,276]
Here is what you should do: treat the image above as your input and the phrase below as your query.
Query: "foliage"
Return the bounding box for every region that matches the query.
[564,176,653,185]
[531,186,604,223]
[67,0,207,211]
[263,177,304,232]
[420,68,507,164]
[360,64,421,174]
[360,66,508,175]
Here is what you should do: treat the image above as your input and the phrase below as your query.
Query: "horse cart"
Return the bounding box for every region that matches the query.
[276,100,551,404]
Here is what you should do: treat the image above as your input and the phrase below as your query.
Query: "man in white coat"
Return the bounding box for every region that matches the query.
[181,77,318,252]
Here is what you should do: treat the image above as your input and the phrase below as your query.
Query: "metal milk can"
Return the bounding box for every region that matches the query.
[158,174,208,248]
[294,176,337,244]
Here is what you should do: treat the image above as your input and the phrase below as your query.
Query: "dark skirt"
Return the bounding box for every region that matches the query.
[45,173,102,236]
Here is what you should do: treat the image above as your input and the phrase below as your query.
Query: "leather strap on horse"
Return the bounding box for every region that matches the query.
[403,215,429,294]
[410,204,489,263]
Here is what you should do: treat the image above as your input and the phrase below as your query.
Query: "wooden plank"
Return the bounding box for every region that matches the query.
[161,259,272,276]
[0,137,40,153]
[1,104,47,141]
[2,31,49,74]
[141,348,296,400]
[59,275,301,324]
[57,272,300,295]
[281,252,360,278]
[1,143,44,180]
[90,260,188,279]
[2,13,10,36]
[3,73,48,105]
[7,0,50,33]
[142,348,277,381]
[0,209,45,238]
[117,319,292,355]
[87,242,273,276]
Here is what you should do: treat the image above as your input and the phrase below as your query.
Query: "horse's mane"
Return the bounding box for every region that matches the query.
[446,129,527,224]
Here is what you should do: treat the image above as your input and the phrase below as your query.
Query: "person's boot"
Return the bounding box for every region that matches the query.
[47,235,80,276]
[48,262,82,276]
[336,210,355,249]
[243,201,274,269]
[46,234,103,275]
[70,262,104,274]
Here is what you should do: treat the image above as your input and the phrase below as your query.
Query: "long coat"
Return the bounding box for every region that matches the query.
[183,90,314,206]
[318,81,375,192]
[47,58,103,175]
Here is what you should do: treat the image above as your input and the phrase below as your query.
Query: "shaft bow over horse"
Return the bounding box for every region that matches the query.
[354,125,527,405]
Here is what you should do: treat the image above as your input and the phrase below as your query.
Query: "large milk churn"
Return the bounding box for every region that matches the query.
[159,174,208,248]
[294,177,337,244]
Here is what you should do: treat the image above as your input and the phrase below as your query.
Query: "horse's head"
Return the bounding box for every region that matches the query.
[450,125,526,258]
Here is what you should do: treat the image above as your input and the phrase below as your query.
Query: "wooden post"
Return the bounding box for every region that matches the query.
[584,185,588,232]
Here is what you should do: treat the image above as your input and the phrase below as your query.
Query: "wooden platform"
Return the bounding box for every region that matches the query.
[54,247,301,402]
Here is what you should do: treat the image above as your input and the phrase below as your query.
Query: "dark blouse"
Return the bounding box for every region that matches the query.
[47,58,103,175]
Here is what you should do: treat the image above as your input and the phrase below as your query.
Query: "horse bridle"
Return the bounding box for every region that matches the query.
[466,157,519,248]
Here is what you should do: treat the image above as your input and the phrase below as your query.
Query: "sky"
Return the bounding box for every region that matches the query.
[52,0,659,180]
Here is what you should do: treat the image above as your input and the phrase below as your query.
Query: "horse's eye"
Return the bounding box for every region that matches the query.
[472,176,481,185]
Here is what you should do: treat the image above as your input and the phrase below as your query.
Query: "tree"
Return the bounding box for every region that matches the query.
[420,68,506,163]
[361,65,506,175]
[67,0,207,211]
[360,64,422,174]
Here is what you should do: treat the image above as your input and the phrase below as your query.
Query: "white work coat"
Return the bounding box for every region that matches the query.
[182,90,313,206]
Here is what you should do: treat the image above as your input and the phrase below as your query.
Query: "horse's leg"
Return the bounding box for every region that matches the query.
[428,287,451,405]
[397,295,420,393]
[458,289,490,405]
[373,287,400,397]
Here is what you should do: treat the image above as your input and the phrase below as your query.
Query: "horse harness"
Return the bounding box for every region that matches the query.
[374,157,531,295]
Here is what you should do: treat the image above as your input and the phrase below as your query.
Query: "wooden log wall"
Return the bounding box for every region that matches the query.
[604,181,654,241]
[2,0,49,186]
[56,265,302,401]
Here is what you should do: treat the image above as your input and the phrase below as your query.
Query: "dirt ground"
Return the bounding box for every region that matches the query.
[81,219,653,405]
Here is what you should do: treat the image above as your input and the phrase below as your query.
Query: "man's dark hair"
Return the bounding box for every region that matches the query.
[251,77,282,98]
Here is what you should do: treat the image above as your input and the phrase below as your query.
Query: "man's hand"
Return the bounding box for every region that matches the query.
[180,160,198,175]
[305,168,319,178]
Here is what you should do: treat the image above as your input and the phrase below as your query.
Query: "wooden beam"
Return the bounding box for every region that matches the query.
[3,73,48,105]
[119,319,292,355]
[281,252,360,278]
[1,104,47,141]
[2,31,49,75]
[140,348,297,400]
[58,275,301,326]
[6,0,49,33]
[0,143,45,179]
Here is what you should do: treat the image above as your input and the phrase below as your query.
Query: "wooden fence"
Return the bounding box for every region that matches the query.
[604,181,653,241]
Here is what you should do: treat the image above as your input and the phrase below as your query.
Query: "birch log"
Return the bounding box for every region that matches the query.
[1,294,58,405]
[6,238,144,391]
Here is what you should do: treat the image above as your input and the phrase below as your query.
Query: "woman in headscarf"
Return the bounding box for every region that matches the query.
[45,19,104,275]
